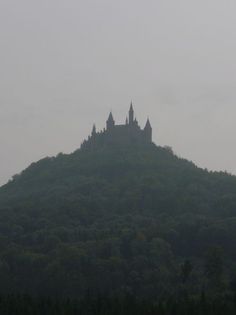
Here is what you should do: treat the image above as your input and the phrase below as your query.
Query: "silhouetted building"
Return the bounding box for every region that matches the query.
[81,103,152,148]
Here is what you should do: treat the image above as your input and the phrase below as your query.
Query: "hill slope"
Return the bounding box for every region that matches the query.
[0,143,236,297]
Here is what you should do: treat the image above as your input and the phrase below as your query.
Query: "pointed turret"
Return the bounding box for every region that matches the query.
[106,112,115,130]
[91,124,96,136]
[129,102,134,124]
[144,118,151,129]
[144,118,152,142]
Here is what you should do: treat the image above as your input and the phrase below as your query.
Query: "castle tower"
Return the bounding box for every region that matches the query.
[129,102,134,124]
[106,112,115,130]
[144,118,152,142]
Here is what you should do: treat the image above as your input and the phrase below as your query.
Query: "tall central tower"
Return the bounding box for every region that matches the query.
[129,102,134,124]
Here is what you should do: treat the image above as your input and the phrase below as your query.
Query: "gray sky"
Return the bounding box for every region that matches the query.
[1,0,236,186]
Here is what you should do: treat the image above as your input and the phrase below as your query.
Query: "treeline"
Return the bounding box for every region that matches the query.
[1,293,236,315]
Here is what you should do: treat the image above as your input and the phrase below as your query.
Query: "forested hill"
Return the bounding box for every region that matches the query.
[0,142,236,297]
[1,143,235,215]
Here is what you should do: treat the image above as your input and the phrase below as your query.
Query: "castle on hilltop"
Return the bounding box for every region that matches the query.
[81,103,152,148]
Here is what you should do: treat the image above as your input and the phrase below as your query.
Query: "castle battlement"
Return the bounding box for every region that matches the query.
[81,103,152,149]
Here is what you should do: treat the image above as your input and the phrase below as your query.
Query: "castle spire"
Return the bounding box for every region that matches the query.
[144,118,151,129]
[106,112,115,130]
[91,124,96,136]
[144,117,152,142]
[130,101,133,111]
[129,102,134,124]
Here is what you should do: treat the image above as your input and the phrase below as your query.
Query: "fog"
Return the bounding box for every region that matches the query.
[1,0,236,185]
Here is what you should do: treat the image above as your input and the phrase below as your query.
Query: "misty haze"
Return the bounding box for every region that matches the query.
[1,0,236,185]
[1,1,236,314]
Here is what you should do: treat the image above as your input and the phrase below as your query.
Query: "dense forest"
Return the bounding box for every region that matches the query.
[1,294,236,315]
[1,142,236,306]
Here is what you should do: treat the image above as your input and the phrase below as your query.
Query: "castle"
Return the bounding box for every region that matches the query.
[81,103,152,148]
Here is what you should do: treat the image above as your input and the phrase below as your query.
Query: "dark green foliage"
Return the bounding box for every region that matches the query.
[0,294,236,315]
[181,260,193,283]
[204,246,225,295]
[0,143,236,298]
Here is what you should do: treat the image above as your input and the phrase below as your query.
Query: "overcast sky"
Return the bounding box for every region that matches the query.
[1,0,236,185]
